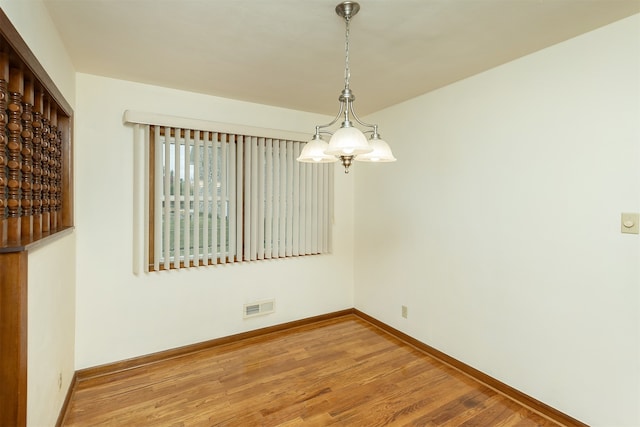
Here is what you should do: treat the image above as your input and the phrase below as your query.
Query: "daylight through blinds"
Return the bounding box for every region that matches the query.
[126,112,333,272]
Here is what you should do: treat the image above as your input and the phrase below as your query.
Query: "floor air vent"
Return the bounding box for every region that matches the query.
[243,299,275,319]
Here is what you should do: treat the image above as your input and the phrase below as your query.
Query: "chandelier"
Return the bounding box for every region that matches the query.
[296,1,396,173]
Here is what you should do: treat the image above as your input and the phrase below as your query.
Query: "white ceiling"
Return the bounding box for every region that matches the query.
[43,0,640,116]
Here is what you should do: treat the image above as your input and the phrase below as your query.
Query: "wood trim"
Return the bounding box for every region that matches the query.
[353,309,588,427]
[0,251,28,427]
[75,309,355,382]
[0,225,74,253]
[60,114,74,227]
[0,7,75,251]
[55,371,78,427]
[64,308,586,426]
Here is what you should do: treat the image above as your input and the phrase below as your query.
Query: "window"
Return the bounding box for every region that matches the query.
[125,111,333,272]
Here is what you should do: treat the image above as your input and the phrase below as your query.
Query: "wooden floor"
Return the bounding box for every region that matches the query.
[62,315,561,426]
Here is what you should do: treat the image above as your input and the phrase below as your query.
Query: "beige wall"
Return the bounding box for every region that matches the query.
[355,14,640,426]
[27,233,76,427]
[73,73,355,369]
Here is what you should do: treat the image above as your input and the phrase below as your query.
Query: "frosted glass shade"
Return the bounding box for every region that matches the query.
[356,137,397,162]
[297,136,338,163]
[325,126,373,156]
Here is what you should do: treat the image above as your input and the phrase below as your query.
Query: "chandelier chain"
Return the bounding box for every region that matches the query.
[344,16,351,89]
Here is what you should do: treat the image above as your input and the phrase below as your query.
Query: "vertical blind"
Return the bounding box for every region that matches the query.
[126,111,333,273]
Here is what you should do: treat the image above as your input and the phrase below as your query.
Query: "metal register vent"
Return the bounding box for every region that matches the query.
[243,299,275,319]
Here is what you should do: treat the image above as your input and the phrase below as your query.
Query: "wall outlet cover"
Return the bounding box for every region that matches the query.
[621,213,639,234]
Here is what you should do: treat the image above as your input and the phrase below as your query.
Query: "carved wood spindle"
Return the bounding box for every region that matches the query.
[40,99,50,232]
[55,127,63,225]
[0,53,8,244]
[31,92,43,236]
[7,68,23,242]
[49,108,58,230]
[20,79,34,237]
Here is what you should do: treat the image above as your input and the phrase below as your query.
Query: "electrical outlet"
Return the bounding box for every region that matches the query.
[402,305,408,319]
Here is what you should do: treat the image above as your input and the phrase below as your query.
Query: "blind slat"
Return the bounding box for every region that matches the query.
[243,136,251,261]
[250,136,258,260]
[305,163,312,255]
[220,133,228,264]
[202,132,211,265]
[153,126,162,271]
[318,162,325,254]
[133,124,144,274]
[173,128,181,269]
[193,130,201,265]
[279,140,287,258]
[292,142,300,256]
[286,142,294,257]
[163,127,171,270]
[211,132,218,264]
[299,161,307,255]
[328,162,334,253]
[322,163,329,253]
[312,164,318,253]
[235,135,243,262]
[265,138,273,259]
[183,129,191,265]
[257,137,265,260]
[229,133,237,262]
[272,140,280,257]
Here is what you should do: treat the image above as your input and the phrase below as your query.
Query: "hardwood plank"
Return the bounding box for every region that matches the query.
[62,316,579,426]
